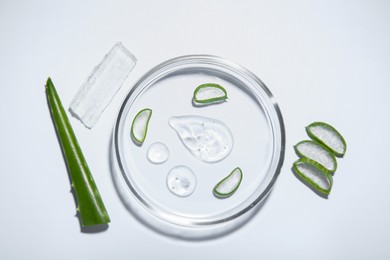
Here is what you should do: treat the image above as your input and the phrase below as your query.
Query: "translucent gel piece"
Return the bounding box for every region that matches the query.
[69,42,137,128]
[168,115,234,162]
[147,142,170,164]
[166,166,197,197]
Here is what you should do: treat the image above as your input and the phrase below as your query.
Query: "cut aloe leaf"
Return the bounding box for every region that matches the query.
[131,108,152,144]
[293,158,333,195]
[193,83,227,104]
[306,122,346,157]
[213,167,243,198]
[294,140,337,172]
[46,78,110,226]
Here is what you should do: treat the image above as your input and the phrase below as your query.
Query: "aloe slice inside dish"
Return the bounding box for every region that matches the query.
[306,122,346,157]
[213,167,243,198]
[193,83,227,104]
[294,140,337,172]
[131,108,152,144]
[293,158,333,195]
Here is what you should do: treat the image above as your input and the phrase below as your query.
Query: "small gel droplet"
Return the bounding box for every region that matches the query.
[147,142,170,164]
[166,166,197,197]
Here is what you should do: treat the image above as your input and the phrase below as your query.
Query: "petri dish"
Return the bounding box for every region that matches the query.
[111,55,285,239]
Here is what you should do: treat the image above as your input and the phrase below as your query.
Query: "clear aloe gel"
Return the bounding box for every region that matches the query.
[168,115,234,162]
[166,166,197,197]
[147,142,170,164]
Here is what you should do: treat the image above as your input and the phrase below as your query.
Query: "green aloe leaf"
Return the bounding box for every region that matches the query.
[46,78,110,226]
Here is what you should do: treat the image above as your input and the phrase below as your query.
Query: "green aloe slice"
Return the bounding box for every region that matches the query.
[131,108,152,144]
[306,122,346,157]
[294,140,337,172]
[213,167,243,198]
[193,83,227,104]
[293,158,333,195]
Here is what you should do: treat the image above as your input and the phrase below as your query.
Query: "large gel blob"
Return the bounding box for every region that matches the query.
[168,115,234,162]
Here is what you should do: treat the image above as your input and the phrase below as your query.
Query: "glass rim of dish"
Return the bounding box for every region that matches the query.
[113,54,286,228]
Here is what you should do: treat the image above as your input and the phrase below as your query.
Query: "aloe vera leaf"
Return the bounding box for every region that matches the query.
[213,167,243,198]
[306,122,346,157]
[46,78,110,226]
[193,83,227,104]
[131,108,152,144]
[294,140,337,172]
[293,158,333,195]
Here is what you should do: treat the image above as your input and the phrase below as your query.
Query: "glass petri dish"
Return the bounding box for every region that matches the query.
[111,55,285,239]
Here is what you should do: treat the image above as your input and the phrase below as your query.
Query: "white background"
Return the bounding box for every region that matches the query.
[1,0,389,259]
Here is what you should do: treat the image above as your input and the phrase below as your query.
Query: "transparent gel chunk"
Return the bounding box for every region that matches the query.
[168,115,234,162]
[166,166,197,197]
[70,42,137,128]
[296,141,336,171]
[147,142,169,164]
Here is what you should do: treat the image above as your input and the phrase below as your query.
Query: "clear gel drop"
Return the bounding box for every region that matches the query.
[166,165,197,197]
[147,142,170,164]
[168,115,234,162]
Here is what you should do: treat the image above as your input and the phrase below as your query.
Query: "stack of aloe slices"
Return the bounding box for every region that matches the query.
[130,83,243,199]
[293,122,346,196]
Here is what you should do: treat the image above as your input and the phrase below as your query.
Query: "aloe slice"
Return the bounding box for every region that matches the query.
[294,140,337,172]
[306,122,346,157]
[193,83,227,104]
[293,158,333,195]
[131,108,152,144]
[213,167,243,198]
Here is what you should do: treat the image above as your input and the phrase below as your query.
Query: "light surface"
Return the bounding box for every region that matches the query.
[1,0,390,259]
